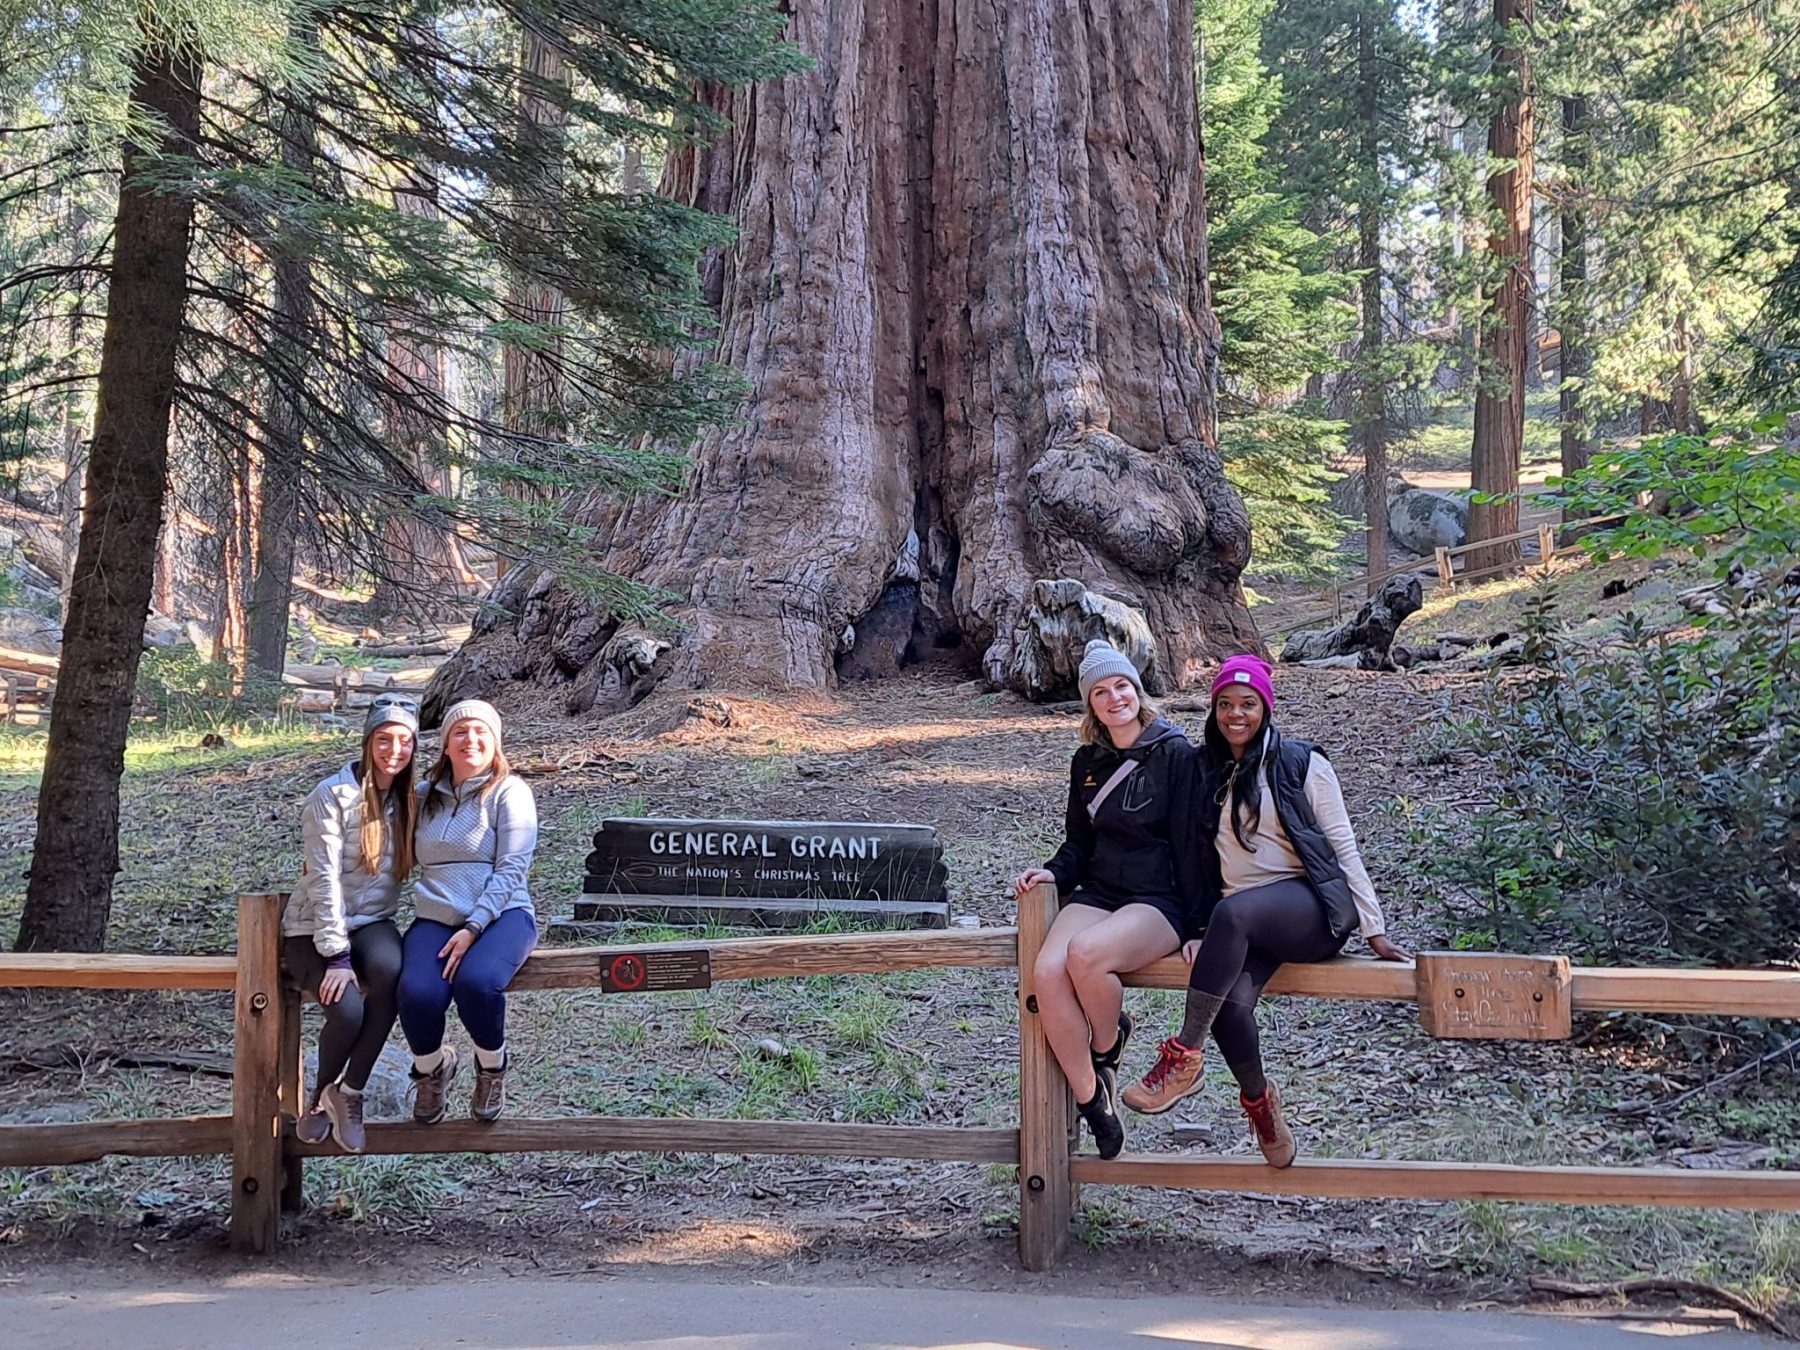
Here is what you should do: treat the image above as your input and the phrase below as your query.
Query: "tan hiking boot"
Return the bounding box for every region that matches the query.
[1121,1037,1206,1115]
[471,1057,507,1123]
[410,1046,459,1125]
[1241,1081,1297,1168]
[320,1081,366,1153]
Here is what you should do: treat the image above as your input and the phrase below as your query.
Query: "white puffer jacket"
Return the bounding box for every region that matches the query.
[283,762,404,957]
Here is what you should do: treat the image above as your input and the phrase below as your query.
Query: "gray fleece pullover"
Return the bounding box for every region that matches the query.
[412,771,538,931]
[283,762,404,958]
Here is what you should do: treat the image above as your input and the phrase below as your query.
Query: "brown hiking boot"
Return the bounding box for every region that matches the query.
[471,1056,507,1123]
[1121,1037,1206,1115]
[295,1090,332,1145]
[320,1081,366,1153]
[1242,1081,1297,1168]
[410,1046,459,1125]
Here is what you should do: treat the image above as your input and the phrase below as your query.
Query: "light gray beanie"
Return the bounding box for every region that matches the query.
[1077,639,1143,703]
[364,693,419,738]
[440,698,503,745]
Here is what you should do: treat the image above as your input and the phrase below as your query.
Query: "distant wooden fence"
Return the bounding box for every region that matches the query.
[2,890,1798,1271]
[1263,517,1611,640]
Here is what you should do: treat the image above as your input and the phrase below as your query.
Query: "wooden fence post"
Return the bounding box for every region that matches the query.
[1435,547,1454,586]
[1537,523,1556,573]
[1017,882,1073,1272]
[278,985,305,1213]
[231,893,283,1253]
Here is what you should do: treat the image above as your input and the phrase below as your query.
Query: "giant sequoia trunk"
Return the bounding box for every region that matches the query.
[428,0,1255,717]
[18,41,202,952]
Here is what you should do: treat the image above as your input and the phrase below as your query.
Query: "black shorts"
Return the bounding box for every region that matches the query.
[1064,889,1185,945]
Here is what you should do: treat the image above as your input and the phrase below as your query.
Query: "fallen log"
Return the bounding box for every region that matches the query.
[1280,576,1422,670]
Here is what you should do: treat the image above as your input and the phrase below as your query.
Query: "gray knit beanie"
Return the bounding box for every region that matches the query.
[364,693,419,739]
[440,698,503,745]
[1077,639,1144,704]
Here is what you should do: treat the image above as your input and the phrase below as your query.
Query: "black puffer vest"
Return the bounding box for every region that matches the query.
[1197,725,1358,941]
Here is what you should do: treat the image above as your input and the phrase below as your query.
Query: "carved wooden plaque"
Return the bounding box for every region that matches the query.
[1416,952,1573,1040]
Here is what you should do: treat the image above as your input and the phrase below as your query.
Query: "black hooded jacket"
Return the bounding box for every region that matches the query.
[1043,719,1206,916]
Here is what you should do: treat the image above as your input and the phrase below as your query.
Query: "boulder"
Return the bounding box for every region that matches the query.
[1388,489,1467,555]
[0,607,61,657]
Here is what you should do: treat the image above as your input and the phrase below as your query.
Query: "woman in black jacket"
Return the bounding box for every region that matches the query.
[1121,654,1409,1166]
[1013,640,1202,1160]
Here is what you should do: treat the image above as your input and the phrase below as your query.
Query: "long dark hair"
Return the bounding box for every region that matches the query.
[1204,708,1270,852]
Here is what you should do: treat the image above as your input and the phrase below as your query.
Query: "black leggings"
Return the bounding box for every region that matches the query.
[1191,879,1345,1095]
[282,920,404,1092]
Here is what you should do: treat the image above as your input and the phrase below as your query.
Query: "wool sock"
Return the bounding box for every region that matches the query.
[474,1043,507,1071]
[1176,989,1227,1051]
[412,1048,446,1075]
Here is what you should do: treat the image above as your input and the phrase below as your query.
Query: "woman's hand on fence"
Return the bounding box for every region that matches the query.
[1013,868,1056,896]
[1367,933,1412,962]
[438,928,476,981]
[1181,939,1202,967]
[319,966,355,1005]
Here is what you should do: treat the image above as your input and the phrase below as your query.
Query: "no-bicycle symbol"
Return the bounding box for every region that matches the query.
[597,947,713,994]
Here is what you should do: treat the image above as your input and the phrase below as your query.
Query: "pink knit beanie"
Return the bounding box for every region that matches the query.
[1211,654,1275,713]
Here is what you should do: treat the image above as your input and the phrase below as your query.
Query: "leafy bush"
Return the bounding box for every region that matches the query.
[1425,415,1800,970]
[1425,586,1799,969]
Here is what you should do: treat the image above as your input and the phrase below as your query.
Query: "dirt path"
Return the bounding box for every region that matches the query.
[3,1268,1782,1349]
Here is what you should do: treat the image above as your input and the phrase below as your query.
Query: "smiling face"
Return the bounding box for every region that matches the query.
[446,717,497,783]
[1087,674,1142,734]
[1213,685,1265,755]
[366,725,415,789]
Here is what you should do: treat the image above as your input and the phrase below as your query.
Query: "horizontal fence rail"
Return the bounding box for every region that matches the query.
[3,888,1798,1270]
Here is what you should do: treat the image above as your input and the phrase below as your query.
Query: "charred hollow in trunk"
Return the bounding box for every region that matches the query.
[427,0,1257,722]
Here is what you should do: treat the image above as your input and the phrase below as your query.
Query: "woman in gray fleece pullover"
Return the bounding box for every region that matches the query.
[397,698,539,1124]
[284,696,420,1153]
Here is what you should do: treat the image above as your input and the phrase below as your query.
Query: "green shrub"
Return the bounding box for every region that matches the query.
[1423,582,1799,970]
[134,646,284,727]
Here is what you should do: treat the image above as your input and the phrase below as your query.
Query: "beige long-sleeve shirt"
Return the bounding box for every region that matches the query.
[1215,752,1386,937]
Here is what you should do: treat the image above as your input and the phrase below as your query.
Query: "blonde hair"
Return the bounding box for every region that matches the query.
[358,731,418,876]
[1080,693,1160,745]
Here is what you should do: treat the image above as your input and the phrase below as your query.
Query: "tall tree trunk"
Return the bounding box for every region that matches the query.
[1355,9,1389,592]
[1467,0,1535,574]
[1671,309,1697,434]
[426,0,1255,715]
[247,15,320,677]
[496,28,569,583]
[17,39,201,953]
[1558,91,1591,505]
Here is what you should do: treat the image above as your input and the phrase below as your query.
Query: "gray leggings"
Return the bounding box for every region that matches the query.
[282,920,403,1092]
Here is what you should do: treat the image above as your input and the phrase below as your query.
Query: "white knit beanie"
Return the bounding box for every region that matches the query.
[1077,639,1143,703]
[440,698,502,745]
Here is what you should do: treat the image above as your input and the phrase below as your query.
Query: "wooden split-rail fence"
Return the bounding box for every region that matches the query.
[2,889,1799,1271]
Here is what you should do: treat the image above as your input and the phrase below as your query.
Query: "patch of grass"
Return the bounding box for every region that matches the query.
[825,989,896,1049]
[0,719,337,793]
[1074,1197,1127,1251]
[309,1155,465,1222]
[729,1043,820,1116]
[689,1006,731,1051]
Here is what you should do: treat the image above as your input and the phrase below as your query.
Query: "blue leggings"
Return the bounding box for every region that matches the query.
[397,910,538,1055]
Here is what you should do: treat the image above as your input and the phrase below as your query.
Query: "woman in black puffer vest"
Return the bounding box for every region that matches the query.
[1013,640,1204,1161]
[1120,654,1409,1166]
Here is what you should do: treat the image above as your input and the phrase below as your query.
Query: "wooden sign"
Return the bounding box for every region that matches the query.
[1417,952,1573,1040]
[575,818,949,930]
[597,948,712,994]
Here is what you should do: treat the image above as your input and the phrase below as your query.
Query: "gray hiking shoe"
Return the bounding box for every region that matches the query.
[471,1056,508,1123]
[295,1091,332,1146]
[320,1081,367,1153]
[410,1046,459,1125]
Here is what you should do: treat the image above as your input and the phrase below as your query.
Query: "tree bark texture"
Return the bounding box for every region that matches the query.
[18,40,202,952]
[1467,0,1534,574]
[430,0,1255,716]
[1557,92,1591,495]
[1354,8,1389,594]
[496,28,569,583]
